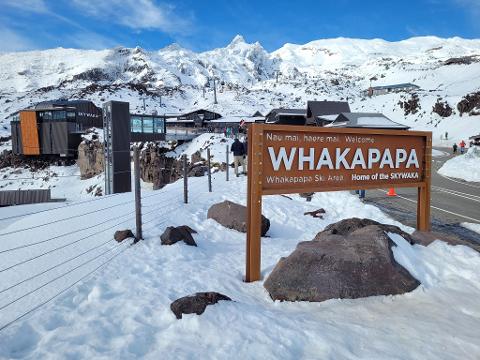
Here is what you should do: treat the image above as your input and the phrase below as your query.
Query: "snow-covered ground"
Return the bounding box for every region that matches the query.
[438,146,480,182]
[0,172,479,359]
[166,133,235,163]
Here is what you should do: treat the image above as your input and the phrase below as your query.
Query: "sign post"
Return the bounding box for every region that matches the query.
[246,124,432,282]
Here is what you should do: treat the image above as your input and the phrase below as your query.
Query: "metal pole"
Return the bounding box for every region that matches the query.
[207,148,212,192]
[183,155,188,204]
[213,77,218,104]
[133,146,142,241]
[226,144,229,181]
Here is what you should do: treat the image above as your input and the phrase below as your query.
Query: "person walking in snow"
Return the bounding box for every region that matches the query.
[452,143,458,154]
[459,140,466,154]
[231,137,246,176]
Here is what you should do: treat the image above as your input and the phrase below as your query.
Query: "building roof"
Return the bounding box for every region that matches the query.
[306,101,351,125]
[179,109,222,118]
[252,111,264,117]
[30,99,98,111]
[326,112,410,129]
[265,108,306,118]
[370,83,420,90]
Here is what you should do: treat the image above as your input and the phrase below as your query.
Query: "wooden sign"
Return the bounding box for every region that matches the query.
[246,124,432,282]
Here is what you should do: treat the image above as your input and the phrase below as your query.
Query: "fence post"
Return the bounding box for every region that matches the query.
[226,144,229,181]
[207,148,212,192]
[133,146,143,241]
[183,154,188,204]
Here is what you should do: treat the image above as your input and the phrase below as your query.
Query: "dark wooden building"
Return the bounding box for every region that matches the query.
[11,99,166,157]
[264,108,306,125]
[306,101,351,126]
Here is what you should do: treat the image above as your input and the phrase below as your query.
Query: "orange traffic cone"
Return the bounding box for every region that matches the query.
[387,188,397,197]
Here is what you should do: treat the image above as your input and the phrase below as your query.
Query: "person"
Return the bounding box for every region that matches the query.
[243,136,248,174]
[355,189,366,201]
[231,137,246,176]
[459,140,466,154]
[452,143,458,154]
[445,131,448,140]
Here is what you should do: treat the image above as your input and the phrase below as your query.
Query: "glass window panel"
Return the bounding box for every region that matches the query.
[143,117,154,133]
[131,116,143,133]
[53,111,66,120]
[67,111,76,119]
[43,111,52,120]
[154,118,165,133]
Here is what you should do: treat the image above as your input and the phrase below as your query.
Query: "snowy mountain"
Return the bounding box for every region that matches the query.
[1,35,480,143]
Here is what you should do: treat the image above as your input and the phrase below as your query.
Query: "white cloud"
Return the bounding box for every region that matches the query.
[0,26,35,52]
[71,0,191,34]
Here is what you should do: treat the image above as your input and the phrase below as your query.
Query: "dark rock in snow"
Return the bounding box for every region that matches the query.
[170,292,232,319]
[304,208,326,218]
[320,217,415,244]
[207,200,270,236]
[160,225,197,246]
[114,229,135,243]
[264,220,420,302]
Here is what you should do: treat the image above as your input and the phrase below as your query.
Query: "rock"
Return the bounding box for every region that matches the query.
[114,229,135,242]
[299,192,314,201]
[160,225,197,246]
[264,221,420,302]
[207,200,270,236]
[457,91,480,116]
[170,292,232,319]
[187,164,207,177]
[432,99,453,117]
[319,217,415,244]
[398,93,420,115]
[139,143,183,190]
[412,230,480,253]
[304,208,325,218]
[77,139,104,179]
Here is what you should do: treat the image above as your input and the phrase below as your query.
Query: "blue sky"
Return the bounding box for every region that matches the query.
[0,0,478,52]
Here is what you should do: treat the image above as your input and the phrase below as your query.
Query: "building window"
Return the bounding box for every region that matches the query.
[53,111,66,120]
[143,117,154,133]
[131,116,142,133]
[154,117,165,133]
[66,111,76,120]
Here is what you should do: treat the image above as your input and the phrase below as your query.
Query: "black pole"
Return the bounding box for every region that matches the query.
[207,148,212,192]
[133,146,142,240]
[226,144,229,182]
[183,155,188,204]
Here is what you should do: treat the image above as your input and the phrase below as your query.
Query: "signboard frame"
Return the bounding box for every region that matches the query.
[246,124,432,282]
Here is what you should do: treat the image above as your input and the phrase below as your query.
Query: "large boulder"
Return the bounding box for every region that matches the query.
[77,139,104,180]
[207,200,270,236]
[160,225,197,246]
[264,220,420,302]
[170,292,231,319]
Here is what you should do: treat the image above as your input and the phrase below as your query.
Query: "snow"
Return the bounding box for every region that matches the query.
[166,133,235,163]
[432,148,448,157]
[0,169,479,358]
[438,146,480,182]
[356,116,406,128]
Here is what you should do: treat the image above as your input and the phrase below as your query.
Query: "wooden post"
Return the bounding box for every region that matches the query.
[245,124,263,282]
[207,148,212,192]
[183,155,188,204]
[133,146,142,240]
[417,133,432,231]
[226,144,229,182]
